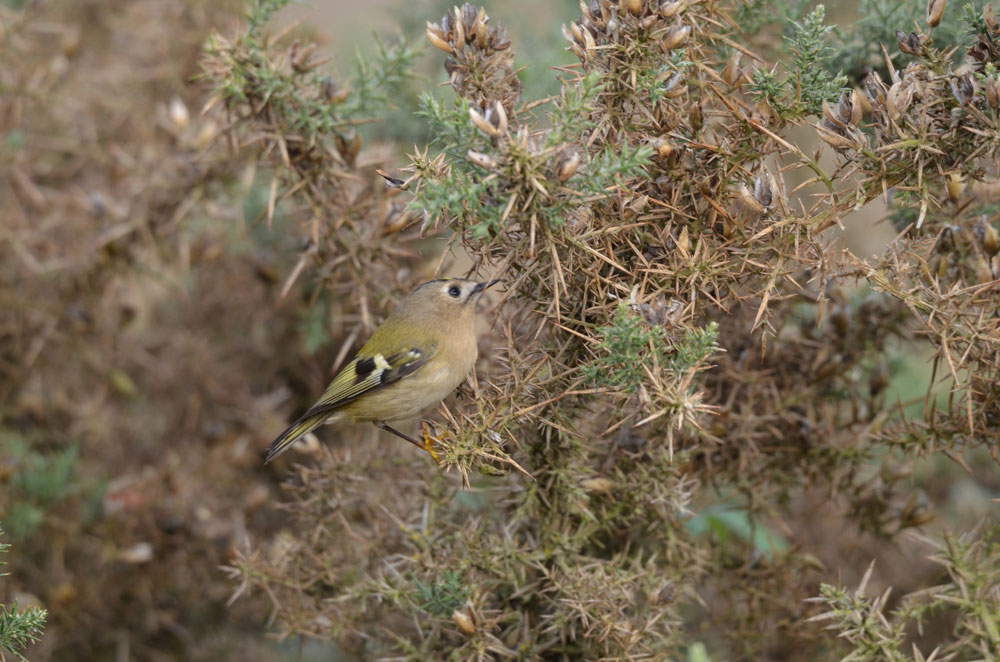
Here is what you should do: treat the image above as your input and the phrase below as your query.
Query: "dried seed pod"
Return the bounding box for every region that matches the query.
[168,96,189,131]
[659,0,683,17]
[651,136,675,161]
[927,0,946,27]
[469,107,500,137]
[689,102,703,132]
[864,70,889,107]
[815,123,858,151]
[660,23,690,51]
[848,89,863,126]
[581,476,615,493]
[886,81,915,118]
[896,30,924,56]
[869,363,890,396]
[452,608,476,635]
[452,7,466,49]
[640,14,658,29]
[555,149,581,181]
[822,100,847,131]
[753,173,773,209]
[950,74,975,105]
[723,51,742,87]
[946,173,964,202]
[335,131,362,166]
[489,100,508,135]
[466,150,497,170]
[649,580,676,606]
[320,76,350,104]
[977,217,1000,256]
[427,26,455,53]
[986,75,1000,108]
[739,184,767,214]
[290,41,317,72]
[622,0,643,16]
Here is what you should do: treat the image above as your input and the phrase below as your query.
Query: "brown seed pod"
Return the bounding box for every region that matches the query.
[488,100,508,135]
[452,608,476,635]
[659,0,684,18]
[469,107,500,137]
[927,0,946,27]
[739,184,767,214]
[977,218,1000,256]
[466,150,497,170]
[722,51,742,87]
[555,149,581,181]
[427,27,455,54]
[623,0,643,16]
[335,131,362,166]
[581,476,615,494]
[986,75,1000,108]
[946,173,964,203]
[815,123,857,151]
[896,30,924,56]
[660,23,690,51]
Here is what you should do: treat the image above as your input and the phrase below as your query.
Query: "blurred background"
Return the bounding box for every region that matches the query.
[0,0,993,660]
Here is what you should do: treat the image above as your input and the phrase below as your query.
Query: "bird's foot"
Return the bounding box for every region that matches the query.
[419,421,443,464]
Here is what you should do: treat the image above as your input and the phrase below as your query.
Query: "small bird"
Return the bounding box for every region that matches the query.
[265,277,499,463]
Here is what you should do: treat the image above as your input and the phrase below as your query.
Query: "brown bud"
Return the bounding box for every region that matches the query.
[660,24,690,51]
[927,0,946,27]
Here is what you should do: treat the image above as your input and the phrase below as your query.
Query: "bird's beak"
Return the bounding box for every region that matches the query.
[472,279,501,295]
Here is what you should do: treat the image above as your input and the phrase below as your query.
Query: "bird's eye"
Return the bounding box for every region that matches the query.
[448,285,461,298]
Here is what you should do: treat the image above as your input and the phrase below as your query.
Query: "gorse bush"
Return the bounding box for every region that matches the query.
[1,0,998,658]
[0,527,46,662]
[205,0,1000,659]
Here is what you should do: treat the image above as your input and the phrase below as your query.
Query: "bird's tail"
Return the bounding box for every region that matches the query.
[265,412,328,463]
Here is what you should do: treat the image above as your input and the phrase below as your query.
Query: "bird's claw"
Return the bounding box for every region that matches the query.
[419,421,443,464]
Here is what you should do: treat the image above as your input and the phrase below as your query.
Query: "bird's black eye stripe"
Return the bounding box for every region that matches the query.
[448,285,461,298]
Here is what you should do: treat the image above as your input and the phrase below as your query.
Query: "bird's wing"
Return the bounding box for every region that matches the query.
[303,344,436,418]
[264,344,435,463]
